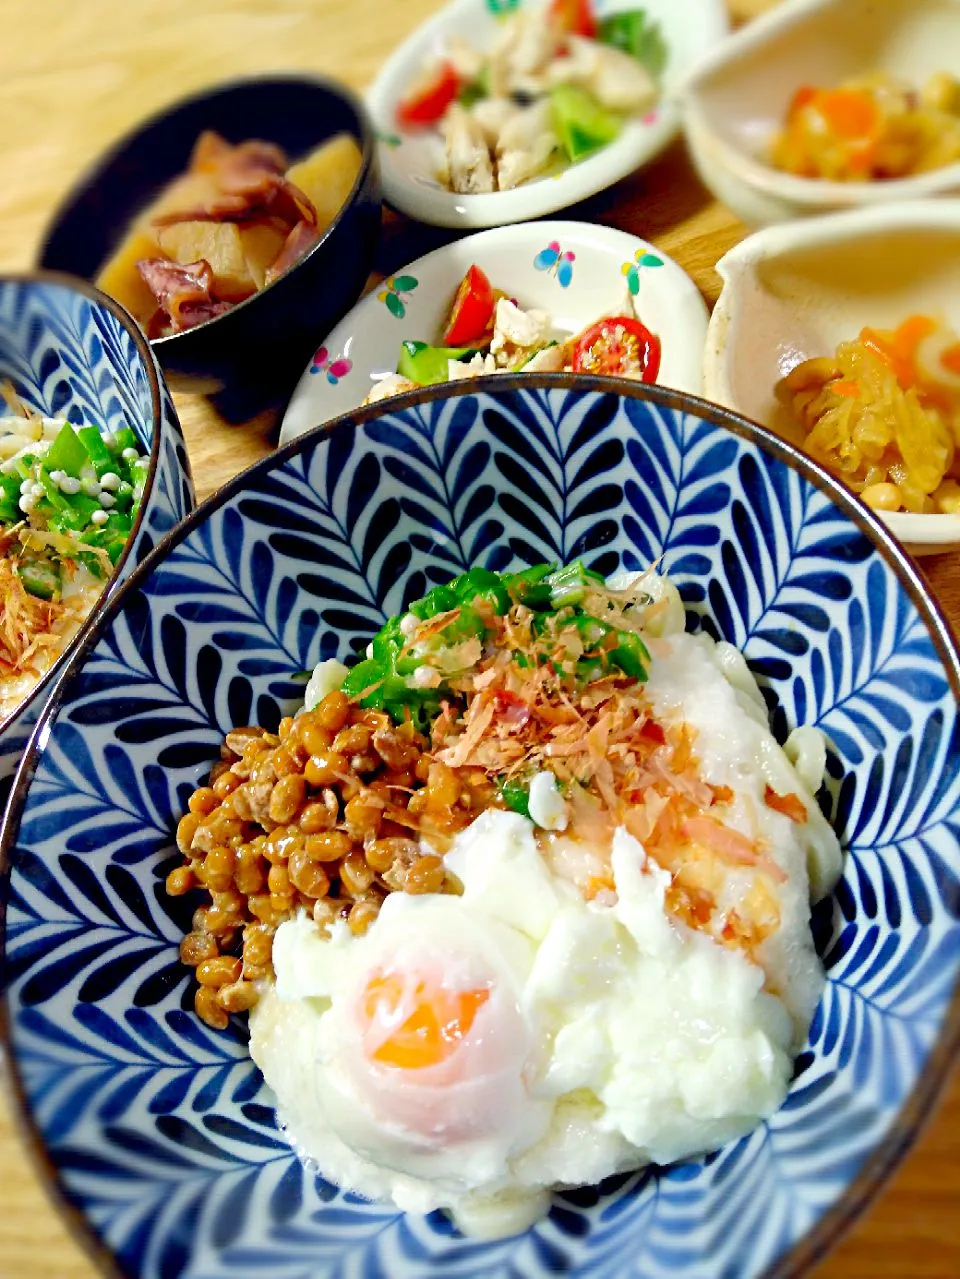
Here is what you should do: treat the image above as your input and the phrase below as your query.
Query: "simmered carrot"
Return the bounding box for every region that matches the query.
[861,327,915,389]
[894,314,937,359]
[787,85,817,119]
[862,314,937,390]
[830,380,862,399]
[816,89,880,139]
[941,341,960,376]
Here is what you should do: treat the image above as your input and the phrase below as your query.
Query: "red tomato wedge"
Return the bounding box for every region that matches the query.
[549,0,597,38]
[397,62,461,128]
[442,264,497,346]
[571,316,661,382]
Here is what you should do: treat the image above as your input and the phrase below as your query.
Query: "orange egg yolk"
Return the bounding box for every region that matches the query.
[363,973,490,1070]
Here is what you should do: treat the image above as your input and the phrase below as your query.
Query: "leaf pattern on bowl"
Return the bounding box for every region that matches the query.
[3,383,959,1279]
[0,278,192,799]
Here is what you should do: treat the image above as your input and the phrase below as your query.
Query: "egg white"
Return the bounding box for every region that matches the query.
[250,628,840,1238]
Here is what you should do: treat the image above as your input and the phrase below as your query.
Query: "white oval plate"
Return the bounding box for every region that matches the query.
[279,220,709,442]
[366,0,729,229]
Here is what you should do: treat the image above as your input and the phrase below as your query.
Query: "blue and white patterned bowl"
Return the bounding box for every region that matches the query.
[0,272,193,808]
[2,379,959,1279]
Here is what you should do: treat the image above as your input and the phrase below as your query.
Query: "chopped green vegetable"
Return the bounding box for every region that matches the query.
[0,410,148,600]
[0,474,20,523]
[342,560,650,737]
[409,582,461,620]
[8,453,35,482]
[397,340,483,386]
[46,422,88,475]
[130,457,150,503]
[515,340,557,371]
[500,776,531,818]
[111,427,139,454]
[550,84,623,161]
[76,425,114,475]
[339,658,383,700]
[544,559,606,608]
[16,559,61,600]
[597,9,668,79]
[47,494,101,533]
[450,566,511,614]
[502,562,557,608]
[458,65,490,109]
[610,629,650,680]
[38,471,71,514]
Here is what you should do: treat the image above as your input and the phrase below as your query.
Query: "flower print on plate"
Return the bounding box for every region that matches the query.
[378,275,420,319]
[309,346,353,384]
[533,241,576,287]
[622,248,665,296]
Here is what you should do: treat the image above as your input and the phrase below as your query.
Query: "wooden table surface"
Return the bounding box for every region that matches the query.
[0,0,957,1275]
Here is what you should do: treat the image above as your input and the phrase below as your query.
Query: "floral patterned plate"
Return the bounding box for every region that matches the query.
[279,220,708,442]
[367,0,729,228]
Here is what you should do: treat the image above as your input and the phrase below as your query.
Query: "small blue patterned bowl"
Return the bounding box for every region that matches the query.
[2,379,959,1279]
[0,272,193,809]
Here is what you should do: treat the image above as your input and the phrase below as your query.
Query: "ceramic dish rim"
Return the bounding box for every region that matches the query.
[0,268,168,743]
[35,72,378,345]
[2,375,959,1279]
[367,0,730,228]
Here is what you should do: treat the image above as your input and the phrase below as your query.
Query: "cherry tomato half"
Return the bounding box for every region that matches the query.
[549,0,597,38]
[442,264,496,347]
[571,316,661,382]
[397,62,461,128]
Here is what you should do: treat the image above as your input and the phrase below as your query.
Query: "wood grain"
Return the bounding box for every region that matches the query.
[0,1,957,1276]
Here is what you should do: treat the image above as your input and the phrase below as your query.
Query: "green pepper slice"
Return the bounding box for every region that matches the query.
[45,422,89,475]
[451,566,511,614]
[503,562,557,608]
[111,427,140,455]
[546,559,606,608]
[609,629,650,681]
[0,474,21,523]
[409,583,460,621]
[340,658,385,701]
[76,426,114,475]
[46,493,102,533]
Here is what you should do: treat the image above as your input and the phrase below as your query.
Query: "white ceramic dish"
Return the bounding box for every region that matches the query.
[703,199,960,555]
[367,0,729,229]
[280,220,709,442]
[682,0,960,229]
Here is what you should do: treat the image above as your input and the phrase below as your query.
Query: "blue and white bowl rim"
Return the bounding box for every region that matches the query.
[1,373,959,1278]
[0,269,167,741]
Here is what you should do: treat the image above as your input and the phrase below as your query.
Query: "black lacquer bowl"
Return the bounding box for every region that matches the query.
[38,75,381,402]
